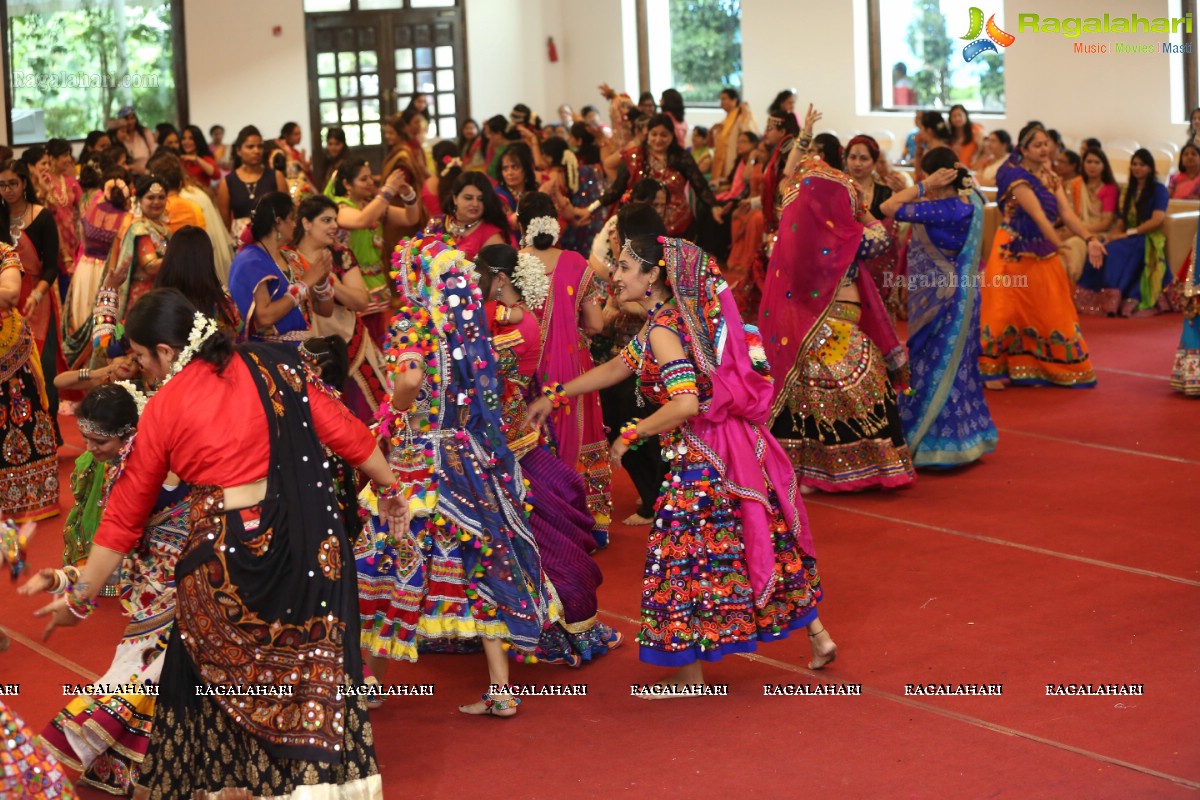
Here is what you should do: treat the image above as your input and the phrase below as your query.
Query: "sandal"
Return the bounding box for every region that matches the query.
[460,692,521,718]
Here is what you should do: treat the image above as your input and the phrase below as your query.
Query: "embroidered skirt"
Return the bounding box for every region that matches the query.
[638,431,821,667]
[0,312,59,521]
[770,302,915,492]
[1171,310,1200,397]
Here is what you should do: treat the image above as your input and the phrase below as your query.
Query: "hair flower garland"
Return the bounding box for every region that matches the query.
[113,380,150,416]
[513,252,550,311]
[156,311,218,391]
[522,215,560,248]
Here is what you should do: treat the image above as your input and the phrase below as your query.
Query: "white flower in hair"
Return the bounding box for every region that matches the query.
[513,252,551,311]
[157,311,218,391]
[114,381,150,415]
[522,215,561,248]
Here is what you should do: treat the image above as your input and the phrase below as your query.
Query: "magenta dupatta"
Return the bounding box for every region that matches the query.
[759,157,902,418]
[663,239,814,607]
[533,249,603,468]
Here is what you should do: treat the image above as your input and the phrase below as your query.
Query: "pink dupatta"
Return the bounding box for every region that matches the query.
[662,239,814,607]
[759,157,904,419]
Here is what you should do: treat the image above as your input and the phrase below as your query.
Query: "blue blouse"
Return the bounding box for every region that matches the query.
[895,196,975,252]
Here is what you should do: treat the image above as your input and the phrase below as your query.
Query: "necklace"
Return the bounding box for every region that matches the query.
[9,204,29,247]
[447,216,481,238]
[633,296,671,408]
[240,168,263,202]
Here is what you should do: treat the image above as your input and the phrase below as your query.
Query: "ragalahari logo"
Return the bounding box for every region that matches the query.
[961,7,1015,62]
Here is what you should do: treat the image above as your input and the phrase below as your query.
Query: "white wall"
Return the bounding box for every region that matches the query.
[740,0,1189,156]
[3,0,1187,159]
[183,0,309,152]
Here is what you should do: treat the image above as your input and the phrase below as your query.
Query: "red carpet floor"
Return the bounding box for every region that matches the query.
[2,312,1197,799]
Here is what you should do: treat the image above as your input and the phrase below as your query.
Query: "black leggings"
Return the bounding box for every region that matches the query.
[600,374,668,518]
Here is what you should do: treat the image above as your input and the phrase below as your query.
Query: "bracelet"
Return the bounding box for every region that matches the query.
[379,188,396,203]
[79,367,90,381]
[372,478,403,502]
[586,200,601,214]
[542,382,569,410]
[313,279,335,302]
[917,182,925,199]
[399,187,417,206]
[287,282,309,307]
[47,569,68,595]
[494,304,511,325]
[66,589,97,620]
[619,419,643,450]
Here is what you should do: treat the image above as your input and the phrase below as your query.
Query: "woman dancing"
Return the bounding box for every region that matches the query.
[881,150,998,467]
[22,384,189,796]
[35,288,408,798]
[529,235,835,691]
[357,235,556,715]
[518,192,612,546]
[979,122,1100,388]
[760,156,915,493]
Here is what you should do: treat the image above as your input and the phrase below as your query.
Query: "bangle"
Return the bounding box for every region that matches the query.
[586,200,601,214]
[47,569,68,595]
[287,282,309,307]
[379,188,396,203]
[78,367,90,381]
[399,187,417,206]
[619,419,643,450]
[494,304,511,325]
[66,589,97,620]
[917,182,925,199]
[372,478,403,502]
[542,382,569,410]
[313,279,335,302]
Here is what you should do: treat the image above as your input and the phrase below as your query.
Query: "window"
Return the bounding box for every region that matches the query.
[868,0,1006,112]
[668,0,742,105]
[5,0,185,145]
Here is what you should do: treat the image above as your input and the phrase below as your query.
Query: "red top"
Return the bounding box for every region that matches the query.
[94,356,377,554]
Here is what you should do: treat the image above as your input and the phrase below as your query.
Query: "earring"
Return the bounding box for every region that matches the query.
[275,230,283,242]
[644,285,653,298]
[495,284,503,299]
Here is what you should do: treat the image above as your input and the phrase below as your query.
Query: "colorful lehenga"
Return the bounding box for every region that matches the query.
[980,157,1096,387]
[62,197,128,367]
[895,192,998,467]
[529,248,613,546]
[90,216,169,365]
[43,476,191,796]
[490,304,621,664]
[1,703,78,799]
[93,344,383,798]
[0,245,59,522]
[330,194,394,343]
[761,158,916,492]
[356,237,556,664]
[1170,227,1200,396]
[1075,182,1170,315]
[622,239,824,666]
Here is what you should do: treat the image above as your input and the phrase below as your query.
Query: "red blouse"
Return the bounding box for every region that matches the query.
[94,356,377,554]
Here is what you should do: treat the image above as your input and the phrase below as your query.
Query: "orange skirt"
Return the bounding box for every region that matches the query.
[979,228,1096,387]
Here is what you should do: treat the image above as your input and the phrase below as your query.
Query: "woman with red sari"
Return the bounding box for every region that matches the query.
[593,114,724,238]
[0,159,64,423]
[760,155,915,493]
[424,172,512,257]
[518,192,611,547]
[287,195,390,421]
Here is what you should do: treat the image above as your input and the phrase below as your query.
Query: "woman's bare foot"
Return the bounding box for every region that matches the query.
[459,692,519,717]
[635,662,706,699]
[807,623,837,670]
[623,512,654,526]
[984,380,1006,391]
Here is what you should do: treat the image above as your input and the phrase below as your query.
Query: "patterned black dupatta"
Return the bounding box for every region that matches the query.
[172,342,362,763]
